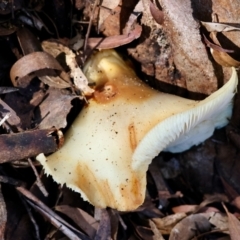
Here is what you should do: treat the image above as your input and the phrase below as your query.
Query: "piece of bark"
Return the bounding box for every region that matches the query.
[0,129,57,163]
[160,0,218,95]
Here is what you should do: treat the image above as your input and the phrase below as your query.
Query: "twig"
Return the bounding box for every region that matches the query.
[16,187,90,240]
[83,0,100,54]
[28,158,48,197]
[19,194,41,240]
[27,201,81,240]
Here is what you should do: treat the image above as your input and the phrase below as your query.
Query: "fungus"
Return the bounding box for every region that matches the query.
[37,50,238,211]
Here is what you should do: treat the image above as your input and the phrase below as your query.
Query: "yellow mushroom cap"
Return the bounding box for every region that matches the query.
[37,50,238,211]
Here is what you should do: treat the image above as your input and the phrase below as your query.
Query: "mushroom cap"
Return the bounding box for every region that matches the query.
[37,50,238,211]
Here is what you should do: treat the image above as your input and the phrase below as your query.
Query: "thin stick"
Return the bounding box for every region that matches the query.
[28,158,48,197]
[27,200,81,240]
[19,195,41,240]
[83,0,99,54]
[16,187,89,240]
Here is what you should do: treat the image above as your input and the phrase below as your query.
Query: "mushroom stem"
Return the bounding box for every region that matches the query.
[37,50,238,211]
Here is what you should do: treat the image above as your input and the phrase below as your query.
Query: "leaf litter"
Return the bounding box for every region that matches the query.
[0,0,239,239]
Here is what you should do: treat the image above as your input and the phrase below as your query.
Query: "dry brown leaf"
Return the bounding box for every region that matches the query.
[211,49,240,67]
[172,205,198,214]
[16,187,87,240]
[149,1,164,25]
[10,51,63,88]
[223,203,240,240]
[201,21,240,32]
[169,214,211,240]
[87,24,142,49]
[98,0,120,30]
[152,213,186,235]
[35,88,78,130]
[42,41,94,95]
[205,212,228,232]
[55,205,98,239]
[38,75,72,89]
[149,220,165,240]
[4,84,45,129]
[203,34,234,53]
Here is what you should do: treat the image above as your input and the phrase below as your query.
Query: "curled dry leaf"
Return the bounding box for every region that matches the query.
[42,41,94,95]
[201,21,240,32]
[37,50,238,211]
[149,1,164,25]
[10,51,64,88]
[203,34,234,53]
[209,32,240,67]
[86,24,142,50]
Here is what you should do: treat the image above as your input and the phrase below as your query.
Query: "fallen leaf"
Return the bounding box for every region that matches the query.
[86,24,142,49]
[4,83,45,129]
[149,220,165,240]
[55,205,98,239]
[42,40,94,95]
[201,21,240,32]
[35,87,79,130]
[10,51,64,88]
[206,212,228,232]
[152,213,186,235]
[98,0,121,30]
[223,203,240,240]
[169,214,211,240]
[172,205,198,214]
[149,1,164,25]
[203,34,234,53]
